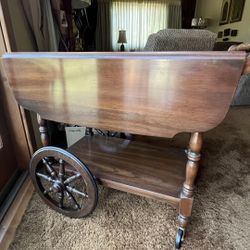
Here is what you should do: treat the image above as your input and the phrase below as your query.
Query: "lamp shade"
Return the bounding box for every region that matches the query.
[72,0,91,9]
[191,18,199,27]
[118,30,127,44]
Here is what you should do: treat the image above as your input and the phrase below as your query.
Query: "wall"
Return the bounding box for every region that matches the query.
[195,0,250,42]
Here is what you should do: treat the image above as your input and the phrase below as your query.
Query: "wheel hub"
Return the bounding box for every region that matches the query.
[52,180,64,192]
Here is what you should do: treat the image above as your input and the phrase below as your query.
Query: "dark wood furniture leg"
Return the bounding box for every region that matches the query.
[37,114,50,147]
[177,132,202,248]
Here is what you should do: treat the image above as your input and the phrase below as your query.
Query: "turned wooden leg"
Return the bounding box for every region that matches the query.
[176,132,202,248]
[37,114,50,146]
[179,132,203,229]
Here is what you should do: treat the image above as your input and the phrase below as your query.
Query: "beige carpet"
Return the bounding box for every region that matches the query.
[9,107,250,250]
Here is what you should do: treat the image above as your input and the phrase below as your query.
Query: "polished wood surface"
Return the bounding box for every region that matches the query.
[68,135,186,204]
[2,52,246,138]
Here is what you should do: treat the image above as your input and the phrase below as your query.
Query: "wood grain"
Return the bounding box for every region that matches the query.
[1,52,246,138]
[68,135,186,203]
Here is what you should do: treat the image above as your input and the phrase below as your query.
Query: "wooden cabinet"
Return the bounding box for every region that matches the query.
[0,99,18,193]
[0,0,34,170]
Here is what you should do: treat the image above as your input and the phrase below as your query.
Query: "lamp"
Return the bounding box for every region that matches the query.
[191,18,199,27]
[117,30,127,51]
[191,17,209,29]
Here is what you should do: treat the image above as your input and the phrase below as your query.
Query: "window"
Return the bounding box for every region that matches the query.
[111,0,169,51]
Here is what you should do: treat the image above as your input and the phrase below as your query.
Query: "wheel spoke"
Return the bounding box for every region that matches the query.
[95,129,106,136]
[64,173,81,185]
[58,159,65,183]
[37,172,56,183]
[58,190,64,208]
[43,158,57,177]
[65,190,81,209]
[66,186,88,198]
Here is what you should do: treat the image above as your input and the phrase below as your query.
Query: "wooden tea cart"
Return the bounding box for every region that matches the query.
[2,51,249,248]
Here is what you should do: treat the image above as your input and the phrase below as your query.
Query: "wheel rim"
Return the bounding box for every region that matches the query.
[30,146,98,218]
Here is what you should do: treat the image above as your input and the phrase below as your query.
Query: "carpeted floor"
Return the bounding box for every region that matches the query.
[9,107,250,250]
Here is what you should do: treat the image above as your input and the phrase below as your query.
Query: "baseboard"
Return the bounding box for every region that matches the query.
[0,176,34,250]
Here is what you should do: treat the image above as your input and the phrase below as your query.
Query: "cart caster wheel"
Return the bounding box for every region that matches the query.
[175,228,185,249]
[30,146,98,218]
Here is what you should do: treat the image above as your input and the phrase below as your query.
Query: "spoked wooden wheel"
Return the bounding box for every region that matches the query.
[30,146,98,218]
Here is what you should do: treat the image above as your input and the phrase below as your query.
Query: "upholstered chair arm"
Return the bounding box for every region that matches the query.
[228,43,250,52]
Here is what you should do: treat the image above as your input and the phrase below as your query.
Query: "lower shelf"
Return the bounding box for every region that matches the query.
[68,135,187,206]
